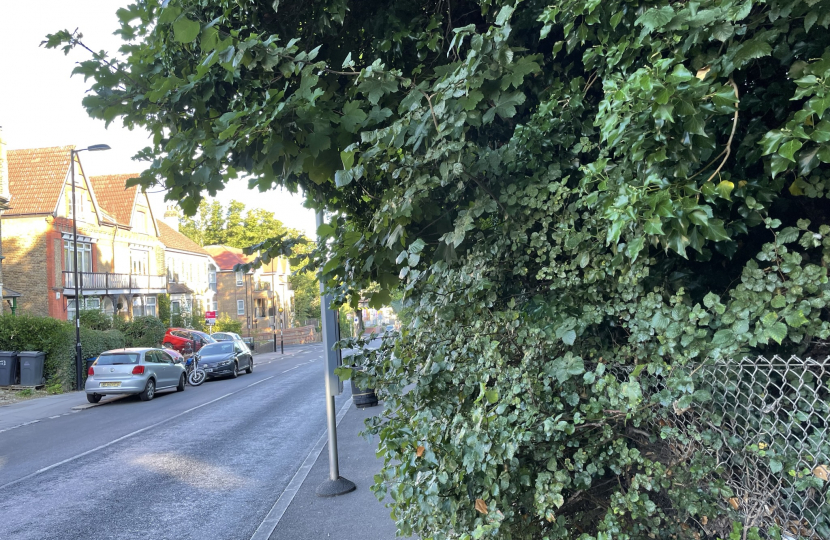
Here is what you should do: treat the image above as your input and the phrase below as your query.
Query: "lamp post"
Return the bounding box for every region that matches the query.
[71,144,110,391]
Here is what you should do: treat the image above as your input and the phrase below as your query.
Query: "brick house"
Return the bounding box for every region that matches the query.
[204,245,292,337]
[2,147,167,320]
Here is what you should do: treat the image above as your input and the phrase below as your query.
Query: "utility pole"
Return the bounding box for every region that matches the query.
[315,207,355,497]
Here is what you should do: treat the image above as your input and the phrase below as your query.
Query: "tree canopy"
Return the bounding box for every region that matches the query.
[47,0,830,537]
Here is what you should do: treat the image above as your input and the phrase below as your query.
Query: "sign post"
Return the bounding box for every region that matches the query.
[205,311,216,334]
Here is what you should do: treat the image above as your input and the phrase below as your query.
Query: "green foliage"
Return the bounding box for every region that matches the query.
[78,309,113,331]
[48,0,830,538]
[0,315,125,391]
[214,313,242,334]
[121,316,167,348]
[157,294,171,324]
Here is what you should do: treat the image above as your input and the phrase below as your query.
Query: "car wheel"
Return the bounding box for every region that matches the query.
[86,393,102,404]
[177,374,186,392]
[163,342,174,350]
[245,359,253,374]
[230,362,239,379]
[139,378,156,401]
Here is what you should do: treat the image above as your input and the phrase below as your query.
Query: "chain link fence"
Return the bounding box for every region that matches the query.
[648,356,830,539]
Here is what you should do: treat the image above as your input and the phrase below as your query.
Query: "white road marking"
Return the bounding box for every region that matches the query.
[48,416,61,419]
[246,376,275,388]
[250,398,353,540]
[0,373,280,492]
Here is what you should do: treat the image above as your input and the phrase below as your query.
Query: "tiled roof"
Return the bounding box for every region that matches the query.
[205,245,251,271]
[157,221,210,256]
[89,174,140,226]
[6,146,73,216]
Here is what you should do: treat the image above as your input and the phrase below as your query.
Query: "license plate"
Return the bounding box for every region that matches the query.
[100,382,121,388]
[204,368,213,372]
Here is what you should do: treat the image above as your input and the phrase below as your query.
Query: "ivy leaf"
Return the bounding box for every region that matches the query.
[769,459,784,474]
[785,311,809,328]
[811,120,830,143]
[798,146,820,175]
[777,139,803,162]
[715,180,734,200]
[770,295,786,309]
[173,17,201,43]
[485,389,499,403]
[645,217,664,235]
[766,321,788,344]
[636,6,675,32]
[733,39,772,67]
[759,130,786,156]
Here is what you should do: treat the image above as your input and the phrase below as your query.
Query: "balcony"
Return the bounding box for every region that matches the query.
[63,271,168,296]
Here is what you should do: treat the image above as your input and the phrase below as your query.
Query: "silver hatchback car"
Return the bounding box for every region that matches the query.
[85,348,187,404]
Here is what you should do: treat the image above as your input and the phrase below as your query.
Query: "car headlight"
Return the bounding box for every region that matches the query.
[218,360,233,366]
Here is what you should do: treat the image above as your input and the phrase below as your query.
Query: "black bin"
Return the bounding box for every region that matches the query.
[18,351,46,387]
[350,372,378,408]
[0,351,18,386]
[85,357,98,372]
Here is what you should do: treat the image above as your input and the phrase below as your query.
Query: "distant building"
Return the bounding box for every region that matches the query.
[156,207,217,325]
[204,245,292,335]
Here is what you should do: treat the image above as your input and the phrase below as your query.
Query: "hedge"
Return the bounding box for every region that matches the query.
[0,315,126,390]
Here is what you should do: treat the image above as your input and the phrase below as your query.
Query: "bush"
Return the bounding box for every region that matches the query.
[121,316,166,348]
[214,313,242,334]
[78,309,112,331]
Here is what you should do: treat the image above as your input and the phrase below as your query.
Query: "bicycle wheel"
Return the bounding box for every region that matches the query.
[188,369,206,386]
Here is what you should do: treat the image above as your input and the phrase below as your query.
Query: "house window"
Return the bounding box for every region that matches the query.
[208,265,217,291]
[64,241,92,273]
[236,270,244,286]
[132,296,144,317]
[145,296,157,317]
[255,298,267,318]
[67,189,86,220]
[135,210,146,233]
[167,257,177,282]
[131,249,148,275]
[171,300,181,315]
[211,298,218,311]
[67,297,100,320]
[237,299,245,315]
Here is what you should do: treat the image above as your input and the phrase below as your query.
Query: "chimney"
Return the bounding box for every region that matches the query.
[0,127,9,206]
[163,205,180,231]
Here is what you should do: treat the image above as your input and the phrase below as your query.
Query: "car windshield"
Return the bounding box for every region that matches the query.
[97,353,140,365]
[195,333,216,343]
[200,343,233,355]
[212,333,232,341]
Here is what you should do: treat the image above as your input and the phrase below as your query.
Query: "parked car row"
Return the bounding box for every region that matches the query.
[85,329,255,403]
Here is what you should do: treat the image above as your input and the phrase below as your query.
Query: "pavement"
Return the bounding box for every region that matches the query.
[263,402,399,540]
[0,342,402,540]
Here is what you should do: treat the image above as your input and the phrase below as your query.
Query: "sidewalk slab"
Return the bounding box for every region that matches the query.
[268,402,401,540]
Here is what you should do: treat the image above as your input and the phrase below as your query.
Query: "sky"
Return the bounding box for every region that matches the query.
[0,1,317,238]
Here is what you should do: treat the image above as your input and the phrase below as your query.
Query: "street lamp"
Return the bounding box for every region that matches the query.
[71,144,110,391]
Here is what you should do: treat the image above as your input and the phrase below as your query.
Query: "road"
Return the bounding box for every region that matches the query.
[0,343,350,540]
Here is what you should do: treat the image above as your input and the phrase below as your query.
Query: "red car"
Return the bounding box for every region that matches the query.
[162,328,216,354]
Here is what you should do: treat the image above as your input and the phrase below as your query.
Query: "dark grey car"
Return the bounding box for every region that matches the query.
[196,341,254,379]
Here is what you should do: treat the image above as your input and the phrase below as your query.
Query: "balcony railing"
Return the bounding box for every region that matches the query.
[63,271,167,293]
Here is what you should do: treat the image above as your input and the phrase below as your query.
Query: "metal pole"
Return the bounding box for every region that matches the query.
[71,150,83,391]
[315,207,355,497]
